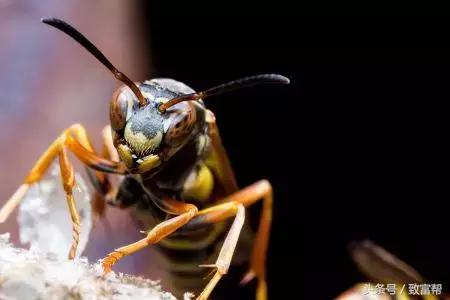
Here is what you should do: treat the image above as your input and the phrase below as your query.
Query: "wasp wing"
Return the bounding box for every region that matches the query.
[349,240,424,284]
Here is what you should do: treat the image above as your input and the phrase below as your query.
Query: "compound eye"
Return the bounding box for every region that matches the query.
[165,107,196,147]
[110,87,132,131]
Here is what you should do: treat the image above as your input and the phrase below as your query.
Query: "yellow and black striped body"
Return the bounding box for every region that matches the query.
[113,144,245,296]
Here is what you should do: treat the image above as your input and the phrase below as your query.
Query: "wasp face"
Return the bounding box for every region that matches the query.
[110,79,205,174]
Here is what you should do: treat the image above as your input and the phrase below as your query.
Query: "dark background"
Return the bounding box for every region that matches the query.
[144,3,450,299]
[0,2,448,299]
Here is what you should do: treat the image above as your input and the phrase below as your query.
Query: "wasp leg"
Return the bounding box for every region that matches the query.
[195,203,245,300]
[101,200,198,273]
[58,145,81,259]
[237,180,273,300]
[0,124,127,258]
[88,125,121,219]
[205,110,239,194]
[184,180,273,300]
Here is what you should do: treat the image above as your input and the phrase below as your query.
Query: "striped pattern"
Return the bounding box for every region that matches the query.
[157,232,225,296]
[68,217,81,259]
[66,193,81,259]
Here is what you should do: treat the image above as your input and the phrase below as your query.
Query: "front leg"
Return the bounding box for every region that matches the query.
[87,125,122,218]
[0,123,127,258]
[101,199,198,272]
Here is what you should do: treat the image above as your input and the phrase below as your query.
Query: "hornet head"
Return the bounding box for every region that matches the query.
[110,79,206,173]
[41,17,290,175]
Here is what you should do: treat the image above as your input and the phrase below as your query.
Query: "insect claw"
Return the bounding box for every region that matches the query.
[101,251,123,274]
[101,262,112,274]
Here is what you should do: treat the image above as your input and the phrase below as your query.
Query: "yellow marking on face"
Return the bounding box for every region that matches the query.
[137,154,161,173]
[124,122,162,155]
[117,144,133,168]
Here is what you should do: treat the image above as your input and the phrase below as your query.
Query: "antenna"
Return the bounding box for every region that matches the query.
[41,17,147,106]
[158,74,290,112]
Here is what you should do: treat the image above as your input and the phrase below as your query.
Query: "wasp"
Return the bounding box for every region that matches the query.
[337,240,443,300]
[0,18,289,300]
